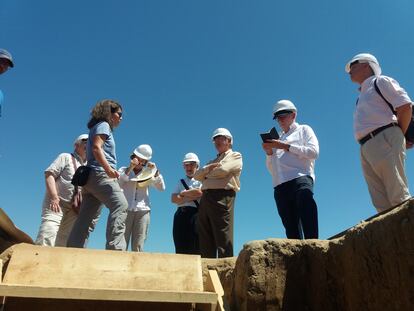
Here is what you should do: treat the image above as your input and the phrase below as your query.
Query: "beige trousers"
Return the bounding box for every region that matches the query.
[360,126,411,212]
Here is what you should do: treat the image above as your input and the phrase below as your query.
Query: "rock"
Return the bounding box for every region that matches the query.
[207,200,414,311]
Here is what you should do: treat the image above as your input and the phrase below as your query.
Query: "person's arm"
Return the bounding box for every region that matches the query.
[171,193,186,204]
[180,188,202,200]
[45,172,61,213]
[288,126,319,160]
[396,103,412,134]
[206,152,242,178]
[193,162,221,181]
[92,134,119,178]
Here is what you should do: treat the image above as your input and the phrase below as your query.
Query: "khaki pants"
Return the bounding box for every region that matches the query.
[360,126,411,212]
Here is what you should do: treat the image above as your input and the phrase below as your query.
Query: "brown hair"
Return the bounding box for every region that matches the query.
[87,99,122,129]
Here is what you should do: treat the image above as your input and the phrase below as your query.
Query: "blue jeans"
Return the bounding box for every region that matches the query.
[67,169,128,250]
[274,176,318,239]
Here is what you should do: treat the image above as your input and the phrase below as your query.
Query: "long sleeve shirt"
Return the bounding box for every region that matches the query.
[118,166,165,211]
[194,149,242,192]
[266,122,319,187]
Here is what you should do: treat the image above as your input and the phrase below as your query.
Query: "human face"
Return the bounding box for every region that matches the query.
[111,109,123,128]
[0,59,10,75]
[183,162,198,177]
[131,155,148,168]
[276,112,295,133]
[349,61,373,84]
[75,139,88,161]
[214,135,231,154]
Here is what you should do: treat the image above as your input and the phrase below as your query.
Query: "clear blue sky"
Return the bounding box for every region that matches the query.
[1,0,414,253]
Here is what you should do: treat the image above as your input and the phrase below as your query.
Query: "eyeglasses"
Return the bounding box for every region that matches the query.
[349,60,360,68]
[115,111,123,118]
[81,139,88,143]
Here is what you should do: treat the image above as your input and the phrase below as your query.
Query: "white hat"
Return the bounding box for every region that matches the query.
[74,134,88,145]
[211,128,233,142]
[345,53,382,76]
[272,100,297,119]
[182,152,200,165]
[133,144,152,160]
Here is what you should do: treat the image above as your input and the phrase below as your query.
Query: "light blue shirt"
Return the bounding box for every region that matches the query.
[87,121,117,171]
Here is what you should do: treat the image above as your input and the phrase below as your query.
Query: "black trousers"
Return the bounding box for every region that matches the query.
[274,176,318,239]
[198,189,235,258]
[173,206,199,254]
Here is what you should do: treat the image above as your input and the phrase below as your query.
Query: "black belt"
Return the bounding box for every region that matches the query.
[178,206,197,212]
[358,123,398,145]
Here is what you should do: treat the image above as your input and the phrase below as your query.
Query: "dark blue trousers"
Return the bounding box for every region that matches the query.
[173,206,199,254]
[274,176,318,239]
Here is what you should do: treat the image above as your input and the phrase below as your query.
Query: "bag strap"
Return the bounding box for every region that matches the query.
[71,154,79,194]
[374,78,396,115]
[180,178,200,208]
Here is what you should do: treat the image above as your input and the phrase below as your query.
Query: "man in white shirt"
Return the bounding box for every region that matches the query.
[262,100,319,239]
[345,53,412,212]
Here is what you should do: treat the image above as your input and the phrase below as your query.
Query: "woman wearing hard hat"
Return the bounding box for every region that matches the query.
[67,99,128,250]
[171,152,202,254]
[118,144,165,252]
[194,128,243,258]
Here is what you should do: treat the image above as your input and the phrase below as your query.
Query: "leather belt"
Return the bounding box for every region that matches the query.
[358,123,398,145]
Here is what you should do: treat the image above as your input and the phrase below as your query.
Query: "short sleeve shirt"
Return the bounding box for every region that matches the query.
[173,177,202,208]
[87,121,117,171]
[45,153,82,202]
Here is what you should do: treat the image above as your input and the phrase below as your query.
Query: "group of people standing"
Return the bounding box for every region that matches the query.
[34,99,242,258]
[2,48,412,258]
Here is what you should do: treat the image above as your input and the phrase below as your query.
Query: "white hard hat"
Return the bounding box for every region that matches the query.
[272,100,297,119]
[182,152,200,165]
[133,144,153,160]
[74,134,88,145]
[345,53,382,76]
[211,128,233,142]
[0,49,14,67]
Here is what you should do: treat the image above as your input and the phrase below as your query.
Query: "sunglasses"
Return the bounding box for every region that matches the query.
[115,111,123,118]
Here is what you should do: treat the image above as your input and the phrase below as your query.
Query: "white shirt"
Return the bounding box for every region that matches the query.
[45,152,83,203]
[266,122,319,187]
[172,176,202,208]
[118,166,165,212]
[354,75,412,140]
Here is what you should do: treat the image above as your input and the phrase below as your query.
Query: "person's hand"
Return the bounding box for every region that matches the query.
[262,142,274,155]
[130,157,139,168]
[49,196,61,213]
[106,168,120,179]
[147,162,156,169]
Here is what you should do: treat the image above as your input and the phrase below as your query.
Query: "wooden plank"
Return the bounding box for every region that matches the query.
[0,284,217,304]
[2,244,203,292]
[204,270,224,311]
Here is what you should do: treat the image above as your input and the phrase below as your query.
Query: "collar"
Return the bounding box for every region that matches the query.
[217,148,232,159]
[72,152,85,165]
[360,75,376,92]
[282,122,298,135]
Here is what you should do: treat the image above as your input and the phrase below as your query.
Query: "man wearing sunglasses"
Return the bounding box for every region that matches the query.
[262,100,319,239]
[345,53,412,213]
[118,144,165,252]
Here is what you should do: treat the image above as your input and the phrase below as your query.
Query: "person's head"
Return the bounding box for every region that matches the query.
[272,100,297,132]
[74,134,88,161]
[131,144,152,168]
[211,128,233,154]
[345,53,381,85]
[0,49,14,75]
[182,152,200,177]
[87,99,123,129]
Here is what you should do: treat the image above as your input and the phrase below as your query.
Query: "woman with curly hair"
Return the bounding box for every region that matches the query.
[67,99,128,250]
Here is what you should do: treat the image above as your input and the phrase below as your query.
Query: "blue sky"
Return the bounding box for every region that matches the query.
[1,0,414,253]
